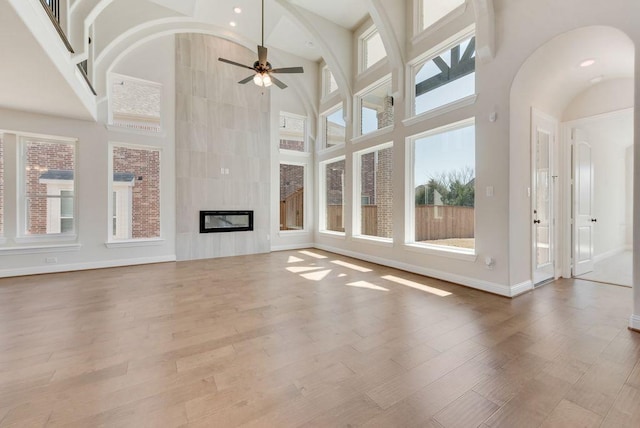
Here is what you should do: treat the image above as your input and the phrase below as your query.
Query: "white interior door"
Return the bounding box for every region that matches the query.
[573,128,595,276]
[532,109,557,285]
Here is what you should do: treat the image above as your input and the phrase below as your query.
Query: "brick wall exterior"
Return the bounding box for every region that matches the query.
[113,146,160,239]
[375,147,393,238]
[25,141,74,235]
[279,164,304,200]
[279,139,305,152]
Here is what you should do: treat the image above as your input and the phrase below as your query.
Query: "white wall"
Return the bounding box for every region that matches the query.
[564,78,634,122]
[0,36,176,276]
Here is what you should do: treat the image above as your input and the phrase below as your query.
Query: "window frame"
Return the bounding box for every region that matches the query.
[17,135,78,243]
[413,0,468,40]
[359,26,387,74]
[355,75,394,139]
[319,156,346,236]
[278,162,308,234]
[108,72,164,135]
[353,141,394,244]
[107,142,163,246]
[321,65,338,99]
[406,25,476,122]
[278,112,308,153]
[320,103,346,152]
[405,117,476,258]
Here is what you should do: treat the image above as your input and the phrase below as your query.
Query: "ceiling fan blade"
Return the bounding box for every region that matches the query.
[218,57,255,71]
[270,75,288,89]
[238,75,255,84]
[258,45,268,67]
[270,66,304,74]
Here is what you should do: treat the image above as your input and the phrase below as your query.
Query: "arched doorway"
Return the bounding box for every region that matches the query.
[510,26,635,287]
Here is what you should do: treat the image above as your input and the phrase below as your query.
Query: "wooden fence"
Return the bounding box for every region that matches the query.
[326,204,474,239]
[280,189,304,230]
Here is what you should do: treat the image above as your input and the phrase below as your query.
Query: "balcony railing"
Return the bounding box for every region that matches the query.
[38,0,74,53]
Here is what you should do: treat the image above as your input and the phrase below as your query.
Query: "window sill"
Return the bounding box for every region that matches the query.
[403,95,477,128]
[279,229,309,237]
[351,235,393,247]
[404,243,477,262]
[351,125,395,145]
[319,231,346,239]
[317,143,345,156]
[105,238,165,248]
[278,149,312,158]
[106,125,166,138]
[0,243,81,255]
[14,234,78,245]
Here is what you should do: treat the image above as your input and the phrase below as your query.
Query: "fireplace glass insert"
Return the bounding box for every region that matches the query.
[199,211,253,233]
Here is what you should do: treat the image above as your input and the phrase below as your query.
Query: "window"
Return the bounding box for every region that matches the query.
[322,66,338,97]
[21,138,76,236]
[110,145,160,241]
[0,134,3,236]
[280,164,305,231]
[420,0,466,31]
[355,143,393,239]
[413,35,475,116]
[321,158,346,233]
[361,28,387,71]
[110,73,162,133]
[279,113,306,152]
[410,119,475,251]
[358,78,393,136]
[322,105,346,149]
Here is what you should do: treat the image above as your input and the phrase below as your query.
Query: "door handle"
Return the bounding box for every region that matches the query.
[591,218,597,222]
[533,219,541,224]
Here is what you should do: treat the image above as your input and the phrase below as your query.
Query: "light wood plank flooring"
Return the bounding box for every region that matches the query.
[1,249,639,427]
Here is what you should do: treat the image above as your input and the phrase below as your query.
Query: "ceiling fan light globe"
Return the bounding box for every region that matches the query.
[262,74,272,87]
[253,73,263,86]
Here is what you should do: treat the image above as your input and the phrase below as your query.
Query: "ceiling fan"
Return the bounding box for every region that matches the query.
[218,0,304,89]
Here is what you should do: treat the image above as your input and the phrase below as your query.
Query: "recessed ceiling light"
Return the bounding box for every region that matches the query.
[230,21,237,27]
[590,75,604,84]
[233,7,242,14]
[580,59,596,68]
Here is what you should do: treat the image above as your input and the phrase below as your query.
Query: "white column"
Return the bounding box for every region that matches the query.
[630,47,640,332]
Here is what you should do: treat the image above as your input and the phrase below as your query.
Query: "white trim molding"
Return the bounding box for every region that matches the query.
[315,243,528,298]
[0,255,176,278]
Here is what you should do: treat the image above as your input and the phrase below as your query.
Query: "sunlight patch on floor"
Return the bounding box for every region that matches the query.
[299,250,328,259]
[301,269,332,281]
[331,260,372,272]
[286,266,325,274]
[347,281,389,292]
[287,256,305,263]
[381,275,452,297]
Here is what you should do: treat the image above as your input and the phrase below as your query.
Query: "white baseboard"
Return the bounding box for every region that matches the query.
[593,247,626,264]
[270,243,315,252]
[629,314,640,332]
[0,255,177,278]
[314,243,527,298]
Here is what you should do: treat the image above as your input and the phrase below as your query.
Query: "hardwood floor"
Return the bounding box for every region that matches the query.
[1,249,639,427]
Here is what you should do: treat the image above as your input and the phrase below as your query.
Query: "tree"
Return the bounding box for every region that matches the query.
[415,167,475,207]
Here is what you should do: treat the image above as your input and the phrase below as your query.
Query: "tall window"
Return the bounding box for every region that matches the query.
[322,105,346,149]
[361,28,386,71]
[0,134,4,236]
[358,78,393,136]
[322,66,338,97]
[413,35,475,116]
[420,0,466,31]
[110,145,160,240]
[110,73,162,133]
[21,138,76,236]
[279,113,306,152]
[322,158,346,232]
[355,143,393,239]
[280,164,305,231]
[411,120,475,251]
